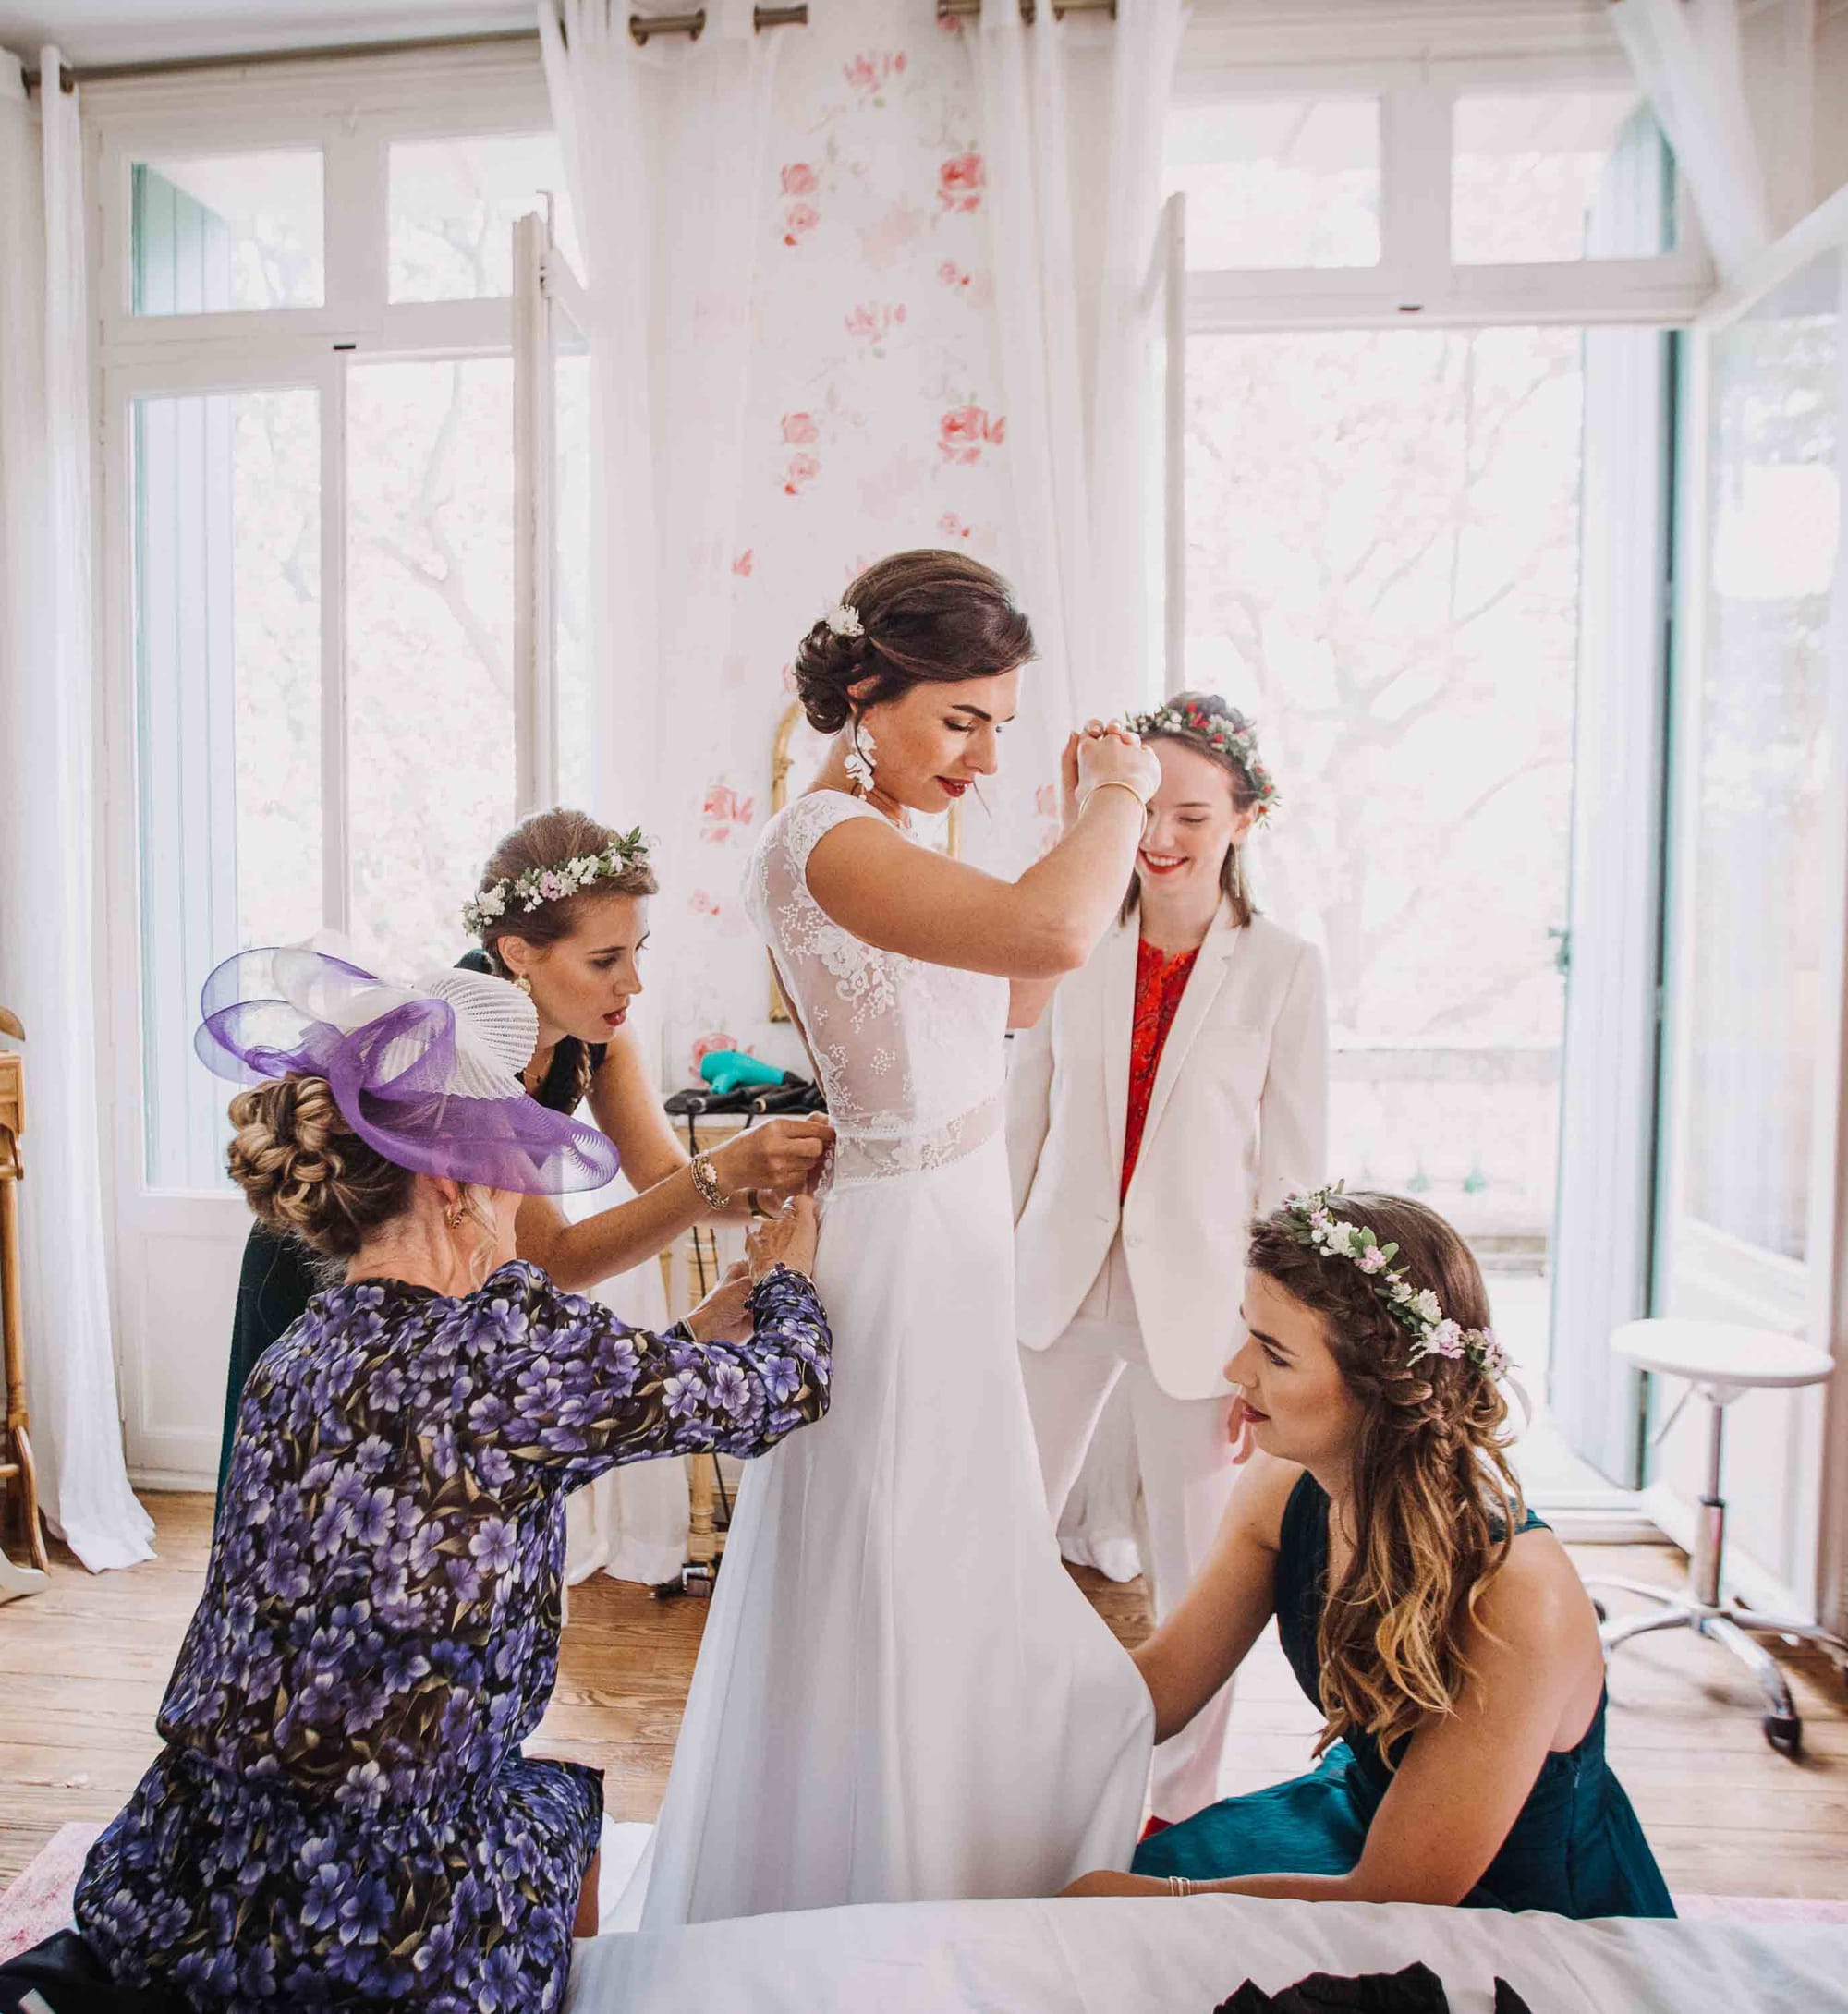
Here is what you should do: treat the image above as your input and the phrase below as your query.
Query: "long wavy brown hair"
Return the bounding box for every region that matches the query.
[1246,1190,1524,1765]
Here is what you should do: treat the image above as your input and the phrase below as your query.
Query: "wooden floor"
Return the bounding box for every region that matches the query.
[5,1492,1846,1899]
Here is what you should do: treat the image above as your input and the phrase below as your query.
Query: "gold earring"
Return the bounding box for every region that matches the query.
[447,1206,466,1227]
[513,974,533,998]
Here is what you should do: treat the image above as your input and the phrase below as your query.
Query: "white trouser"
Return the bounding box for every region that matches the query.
[1018,1236,1238,1823]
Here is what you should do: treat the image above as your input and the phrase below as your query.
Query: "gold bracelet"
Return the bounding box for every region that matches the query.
[1079,778,1149,816]
[688,1151,731,1213]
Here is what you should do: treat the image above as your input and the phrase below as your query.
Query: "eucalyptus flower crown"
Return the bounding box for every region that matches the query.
[1281,1183,1509,1382]
[462,827,652,937]
[1128,697,1278,822]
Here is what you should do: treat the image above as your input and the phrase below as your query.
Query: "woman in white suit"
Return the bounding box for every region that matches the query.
[1008,694,1328,1824]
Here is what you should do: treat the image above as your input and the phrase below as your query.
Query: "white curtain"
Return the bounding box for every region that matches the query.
[1611,0,1771,281]
[0,53,155,1572]
[974,0,1187,780]
[539,1,777,1583]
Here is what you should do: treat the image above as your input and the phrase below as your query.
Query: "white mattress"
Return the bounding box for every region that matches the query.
[566,1890,1848,2014]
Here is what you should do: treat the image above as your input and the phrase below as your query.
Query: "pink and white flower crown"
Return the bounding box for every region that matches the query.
[463,827,652,937]
[1128,698,1279,822]
[1280,1183,1509,1381]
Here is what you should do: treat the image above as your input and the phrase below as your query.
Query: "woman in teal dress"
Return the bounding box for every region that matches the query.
[1065,1185,1673,1919]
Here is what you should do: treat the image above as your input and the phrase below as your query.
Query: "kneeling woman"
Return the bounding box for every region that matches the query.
[78,952,831,2009]
[1069,1187,1672,1918]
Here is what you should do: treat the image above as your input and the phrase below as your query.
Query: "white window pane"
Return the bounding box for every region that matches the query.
[1184,328,1583,1240]
[555,348,595,812]
[1164,98,1379,271]
[134,387,322,1190]
[1680,252,1842,1262]
[131,152,323,313]
[346,359,516,976]
[1453,90,1676,266]
[389,134,581,301]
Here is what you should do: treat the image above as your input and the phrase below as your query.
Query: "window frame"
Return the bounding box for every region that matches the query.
[1174,50,1714,335]
[88,45,565,1186]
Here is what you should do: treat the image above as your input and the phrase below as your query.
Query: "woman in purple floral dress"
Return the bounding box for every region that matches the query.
[75,951,830,2012]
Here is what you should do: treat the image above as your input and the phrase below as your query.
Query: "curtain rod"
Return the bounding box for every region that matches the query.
[21,7,808,93]
[935,0,1119,18]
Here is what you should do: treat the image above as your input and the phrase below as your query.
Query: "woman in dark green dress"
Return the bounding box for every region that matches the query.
[1066,1186,1673,1920]
[217,807,833,1492]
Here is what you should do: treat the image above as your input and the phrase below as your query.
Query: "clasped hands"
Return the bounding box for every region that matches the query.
[1060,716,1161,831]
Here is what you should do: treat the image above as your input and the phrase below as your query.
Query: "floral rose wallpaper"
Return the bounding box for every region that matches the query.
[656,0,1053,1086]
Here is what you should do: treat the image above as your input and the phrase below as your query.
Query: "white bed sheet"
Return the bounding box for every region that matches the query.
[566,1891,1848,2014]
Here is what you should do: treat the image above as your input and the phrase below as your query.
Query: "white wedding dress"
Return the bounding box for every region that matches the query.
[630,790,1153,1923]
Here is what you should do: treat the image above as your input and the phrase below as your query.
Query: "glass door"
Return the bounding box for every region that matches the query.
[1653,239,1848,1609]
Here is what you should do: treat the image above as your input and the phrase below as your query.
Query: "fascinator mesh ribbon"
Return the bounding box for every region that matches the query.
[195,947,621,1195]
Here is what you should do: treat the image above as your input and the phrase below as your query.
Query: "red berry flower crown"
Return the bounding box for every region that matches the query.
[1126,698,1278,822]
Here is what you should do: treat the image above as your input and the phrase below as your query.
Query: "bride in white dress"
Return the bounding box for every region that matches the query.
[635,552,1162,1923]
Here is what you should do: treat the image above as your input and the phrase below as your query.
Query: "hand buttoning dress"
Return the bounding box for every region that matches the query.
[633,791,1154,1924]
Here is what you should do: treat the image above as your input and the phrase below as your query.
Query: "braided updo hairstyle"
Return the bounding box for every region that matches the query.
[792,550,1034,735]
[226,1075,414,1259]
[1246,1190,1523,1766]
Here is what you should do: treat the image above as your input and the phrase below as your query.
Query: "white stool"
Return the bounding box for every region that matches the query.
[1581,1318,1845,1756]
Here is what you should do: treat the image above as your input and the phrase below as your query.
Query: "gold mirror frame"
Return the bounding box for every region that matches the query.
[767,700,962,1021]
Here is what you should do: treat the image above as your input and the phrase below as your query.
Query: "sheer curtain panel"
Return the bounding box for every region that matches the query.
[975,0,1186,760]
[1610,0,1770,281]
[0,52,155,1571]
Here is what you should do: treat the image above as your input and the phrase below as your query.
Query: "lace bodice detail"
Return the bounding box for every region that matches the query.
[745,792,1008,1186]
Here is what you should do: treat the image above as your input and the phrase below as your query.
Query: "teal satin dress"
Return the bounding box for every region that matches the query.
[1132,1473,1675,1918]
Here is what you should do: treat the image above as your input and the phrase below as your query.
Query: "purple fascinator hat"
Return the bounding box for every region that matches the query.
[195,946,620,1195]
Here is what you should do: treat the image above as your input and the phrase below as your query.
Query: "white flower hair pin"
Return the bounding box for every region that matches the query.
[823,601,864,638]
[1280,1183,1510,1382]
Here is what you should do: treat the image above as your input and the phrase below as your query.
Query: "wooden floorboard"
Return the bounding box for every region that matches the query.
[4,1493,1845,1899]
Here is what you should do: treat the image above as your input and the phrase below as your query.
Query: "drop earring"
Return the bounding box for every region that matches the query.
[845,718,878,798]
[513,973,533,998]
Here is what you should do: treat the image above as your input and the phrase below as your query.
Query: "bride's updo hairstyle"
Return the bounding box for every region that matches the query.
[793,550,1035,734]
[1245,1190,1523,1767]
[227,1075,414,1260]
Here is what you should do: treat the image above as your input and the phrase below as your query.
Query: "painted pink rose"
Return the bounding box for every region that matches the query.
[688,889,722,918]
[845,51,906,95]
[732,548,754,576]
[938,152,984,213]
[781,411,819,445]
[938,259,967,287]
[783,451,821,495]
[691,1031,738,1077]
[937,405,1004,464]
[701,783,755,841]
[780,162,818,197]
[938,510,969,540]
[783,201,820,246]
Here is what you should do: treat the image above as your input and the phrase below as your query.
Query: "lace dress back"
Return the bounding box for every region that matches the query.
[745,791,1008,1191]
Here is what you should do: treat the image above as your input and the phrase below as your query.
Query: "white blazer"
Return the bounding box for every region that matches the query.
[1007,901,1329,1402]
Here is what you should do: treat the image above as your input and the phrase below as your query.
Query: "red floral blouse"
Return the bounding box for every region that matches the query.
[1122,937,1201,1198]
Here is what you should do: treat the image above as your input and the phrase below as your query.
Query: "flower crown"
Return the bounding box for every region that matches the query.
[1280,1183,1508,1381]
[462,827,652,937]
[1128,698,1278,821]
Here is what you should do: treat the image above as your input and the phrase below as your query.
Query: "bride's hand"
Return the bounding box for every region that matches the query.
[1075,725,1160,810]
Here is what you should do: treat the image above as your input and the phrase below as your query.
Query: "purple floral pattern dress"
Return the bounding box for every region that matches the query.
[76,1259,830,2011]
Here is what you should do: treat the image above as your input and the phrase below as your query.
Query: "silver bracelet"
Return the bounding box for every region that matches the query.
[1166,1874,1194,1897]
[687,1150,731,1213]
